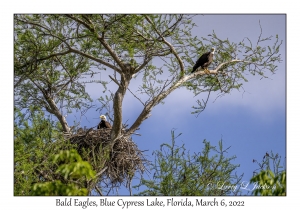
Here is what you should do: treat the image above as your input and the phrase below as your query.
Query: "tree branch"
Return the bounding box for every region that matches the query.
[69,47,121,73]
[65,15,126,73]
[95,186,103,196]
[144,15,185,78]
[95,166,108,178]
[127,74,188,134]
[28,77,70,133]
[127,59,248,134]
[108,75,120,86]
[17,49,71,70]
[135,57,152,73]
[211,59,252,73]
[65,14,95,33]
[127,87,145,106]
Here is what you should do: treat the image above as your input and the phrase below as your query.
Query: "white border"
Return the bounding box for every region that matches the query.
[2,1,296,209]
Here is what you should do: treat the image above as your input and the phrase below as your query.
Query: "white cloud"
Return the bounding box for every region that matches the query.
[209,69,285,119]
[141,67,286,126]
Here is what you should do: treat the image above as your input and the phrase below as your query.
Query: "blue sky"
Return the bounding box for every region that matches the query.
[62,14,286,195]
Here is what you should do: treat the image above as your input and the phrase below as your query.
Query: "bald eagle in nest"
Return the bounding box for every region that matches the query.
[191,48,215,74]
[97,115,112,129]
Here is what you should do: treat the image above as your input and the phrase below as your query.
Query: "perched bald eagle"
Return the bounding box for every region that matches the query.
[191,48,215,74]
[97,115,112,129]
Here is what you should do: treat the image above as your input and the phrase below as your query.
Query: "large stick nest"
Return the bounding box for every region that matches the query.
[65,128,147,187]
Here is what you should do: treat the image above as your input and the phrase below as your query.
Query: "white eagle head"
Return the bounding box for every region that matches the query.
[100,115,107,121]
[211,48,215,54]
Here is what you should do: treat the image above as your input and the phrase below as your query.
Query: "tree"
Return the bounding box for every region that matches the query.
[14,108,67,195]
[32,149,96,196]
[14,14,282,194]
[14,109,97,196]
[134,130,243,196]
[250,152,286,196]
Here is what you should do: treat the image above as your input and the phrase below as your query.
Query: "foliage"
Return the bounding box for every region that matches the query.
[14,14,283,195]
[14,108,95,196]
[250,152,286,196]
[14,14,282,134]
[32,149,96,196]
[14,107,66,195]
[250,170,286,196]
[14,15,93,132]
[31,180,88,196]
[134,130,243,196]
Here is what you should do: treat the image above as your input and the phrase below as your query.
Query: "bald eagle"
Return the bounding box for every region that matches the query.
[191,48,215,74]
[97,115,112,129]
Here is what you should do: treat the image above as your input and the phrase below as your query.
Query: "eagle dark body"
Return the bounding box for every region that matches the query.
[97,120,112,129]
[192,48,215,73]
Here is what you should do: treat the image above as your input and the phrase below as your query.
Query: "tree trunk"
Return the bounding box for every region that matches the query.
[111,73,131,140]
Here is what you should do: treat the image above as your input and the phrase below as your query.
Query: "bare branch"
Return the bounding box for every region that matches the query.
[95,166,108,178]
[95,186,103,196]
[108,75,121,86]
[127,87,145,106]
